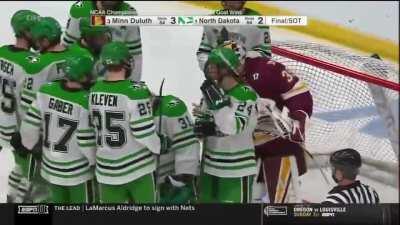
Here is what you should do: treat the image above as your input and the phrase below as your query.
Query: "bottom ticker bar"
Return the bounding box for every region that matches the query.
[6,203,399,225]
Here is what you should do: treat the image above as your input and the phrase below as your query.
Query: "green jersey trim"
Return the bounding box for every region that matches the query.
[39,80,89,109]
[226,83,257,102]
[96,158,155,177]
[90,80,151,100]
[153,95,187,117]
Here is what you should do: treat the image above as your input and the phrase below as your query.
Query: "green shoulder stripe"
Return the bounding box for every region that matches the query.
[70,0,93,19]
[153,95,187,117]
[24,48,77,75]
[227,84,257,102]
[90,80,151,100]
[39,80,89,109]
[69,43,94,58]
[0,45,33,69]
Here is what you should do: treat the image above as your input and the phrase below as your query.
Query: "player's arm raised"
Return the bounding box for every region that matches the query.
[124,7,143,81]
[197,30,214,72]
[61,1,85,46]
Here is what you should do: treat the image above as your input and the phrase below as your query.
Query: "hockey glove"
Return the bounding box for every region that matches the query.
[200,79,230,110]
[194,112,216,137]
[10,133,31,158]
[257,98,293,138]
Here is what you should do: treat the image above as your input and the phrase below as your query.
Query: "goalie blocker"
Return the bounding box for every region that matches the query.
[242,55,313,203]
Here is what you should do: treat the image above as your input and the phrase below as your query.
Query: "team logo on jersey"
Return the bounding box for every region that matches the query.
[167,99,180,108]
[131,83,144,89]
[242,86,250,92]
[26,55,40,64]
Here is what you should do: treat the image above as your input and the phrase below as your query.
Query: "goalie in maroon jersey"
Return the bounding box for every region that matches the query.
[222,41,313,203]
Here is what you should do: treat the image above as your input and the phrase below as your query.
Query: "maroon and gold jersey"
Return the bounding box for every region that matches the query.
[243,57,313,116]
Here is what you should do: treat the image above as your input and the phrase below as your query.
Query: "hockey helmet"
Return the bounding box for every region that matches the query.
[31,17,62,43]
[11,10,40,37]
[79,17,111,38]
[330,148,362,169]
[63,55,94,82]
[100,41,131,67]
[208,47,241,75]
[220,40,246,63]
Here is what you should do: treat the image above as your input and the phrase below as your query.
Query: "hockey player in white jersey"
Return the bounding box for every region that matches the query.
[194,47,258,203]
[197,1,271,72]
[68,17,112,81]
[0,9,40,203]
[16,55,97,203]
[61,1,142,81]
[152,94,200,203]
[89,41,160,203]
[10,16,81,202]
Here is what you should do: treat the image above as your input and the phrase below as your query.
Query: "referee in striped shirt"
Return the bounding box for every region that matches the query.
[322,148,380,204]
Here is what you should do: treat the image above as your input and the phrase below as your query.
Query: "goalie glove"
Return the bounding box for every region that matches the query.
[257,98,308,143]
[257,98,293,139]
[200,79,230,110]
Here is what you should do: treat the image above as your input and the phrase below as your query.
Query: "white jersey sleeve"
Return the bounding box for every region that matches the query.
[61,1,84,46]
[20,100,41,149]
[128,97,161,154]
[124,25,142,81]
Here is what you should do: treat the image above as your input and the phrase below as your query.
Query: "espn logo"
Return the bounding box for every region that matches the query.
[264,206,287,216]
[18,205,49,215]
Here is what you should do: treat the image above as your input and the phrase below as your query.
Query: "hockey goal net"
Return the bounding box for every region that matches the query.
[271,41,399,187]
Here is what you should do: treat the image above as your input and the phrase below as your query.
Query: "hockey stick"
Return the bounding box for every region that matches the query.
[300,146,331,186]
[154,78,165,201]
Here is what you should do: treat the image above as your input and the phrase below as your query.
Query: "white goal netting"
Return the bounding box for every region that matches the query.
[271,41,399,186]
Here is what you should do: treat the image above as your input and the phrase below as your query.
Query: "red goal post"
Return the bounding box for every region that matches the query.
[272,45,399,91]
